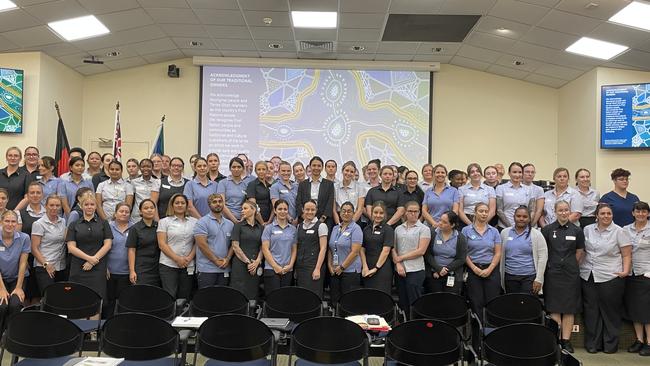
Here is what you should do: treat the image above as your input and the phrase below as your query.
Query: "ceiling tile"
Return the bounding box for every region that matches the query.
[238,0,288,11]
[113,25,167,44]
[172,37,216,49]
[57,52,93,68]
[439,0,497,14]
[77,0,140,14]
[75,63,111,75]
[206,25,252,39]
[494,54,544,72]
[180,48,222,57]
[521,27,579,50]
[337,53,376,60]
[451,55,491,71]
[416,42,461,55]
[248,26,293,41]
[258,51,297,58]
[97,8,154,32]
[464,31,516,52]
[131,37,177,55]
[551,51,604,70]
[0,9,41,33]
[89,45,139,61]
[377,41,419,54]
[412,54,453,62]
[486,64,529,79]
[145,8,199,24]
[339,28,381,41]
[254,39,297,51]
[488,0,550,25]
[517,0,560,6]
[188,0,239,9]
[71,34,123,51]
[137,0,189,8]
[556,0,630,20]
[534,63,584,79]
[456,44,502,63]
[32,42,81,56]
[214,38,256,51]
[612,49,650,69]
[537,10,602,36]
[0,35,19,51]
[197,9,246,25]
[104,56,147,70]
[242,11,289,27]
[141,49,184,63]
[340,0,390,13]
[23,0,89,23]
[159,24,207,37]
[373,53,414,61]
[2,25,62,47]
[337,41,378,53]
[389,0,445,14]
[508,41,560,63]
[340,13,386,29]
[14,0,64,5]
[525,73,568,88]
[601,62,644,71]
[588,22,650,49]
[476,16,531,39]
[220,50,260,57]
[293,28,337,41]
[289,0,338,12]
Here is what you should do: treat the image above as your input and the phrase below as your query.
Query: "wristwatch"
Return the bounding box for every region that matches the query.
[374,266,381,271]
[43,262,49,268]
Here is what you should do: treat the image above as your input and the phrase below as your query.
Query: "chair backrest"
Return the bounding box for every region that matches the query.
[190,286,249,317]
[264,286,322,323]
[386,319,462,366]
[101,312,179,361]
[115,284,176,320]
[41,282,102,319]
[410,292,469,327]
[485,293,544,327]
[197,314,274,363]
[292,316,368,364]
[337,288,395,323]
[561,350,582,366]
[5,311,83,359]
[484,323,558,366]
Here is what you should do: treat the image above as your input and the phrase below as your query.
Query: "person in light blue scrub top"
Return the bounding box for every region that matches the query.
[184,157,218,219]
[105,203,134,317]
[217,157,247,223]
[270,161,298,223]
[422,164,460,229]
[262,200,297,294]
[194,193,234,288]
[328,201,363,305]
[496,162,534,230]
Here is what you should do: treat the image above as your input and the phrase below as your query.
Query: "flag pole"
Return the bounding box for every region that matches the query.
[55,101,62,120]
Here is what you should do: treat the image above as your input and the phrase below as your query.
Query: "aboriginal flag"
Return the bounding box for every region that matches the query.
[55,117,70,176]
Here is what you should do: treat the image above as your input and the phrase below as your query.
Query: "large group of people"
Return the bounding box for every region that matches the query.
[0,145,649,357]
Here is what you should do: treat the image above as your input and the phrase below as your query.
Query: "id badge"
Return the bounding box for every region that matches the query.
[446,275,455,287]
[257,267,263,276]
[224,272,230,278]
[332,253,339,266]
[187,266,194,275]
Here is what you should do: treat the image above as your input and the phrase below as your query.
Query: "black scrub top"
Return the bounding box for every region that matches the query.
[246,179,272,222]
[362,223,394,267]
[0,167,31,210]
[232,221,263,260]
[541,221,585,272]
[125,220,160,274]
[398,187,425,209]
[365,185,401,219]
[157,176,188,219]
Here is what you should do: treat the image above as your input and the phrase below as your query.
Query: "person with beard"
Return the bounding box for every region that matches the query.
[194,194,234,288]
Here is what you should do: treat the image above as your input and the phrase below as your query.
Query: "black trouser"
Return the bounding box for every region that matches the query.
[197,272,229,289]
[0,280,23,332]
[429,273,462,295]
[104,274,130,318]
[466,264,501,322]
[330,272,361,305]
[159,264,194,299]
[136,270,161,287]
[397,270,425,315]
[582,274,625,352]
[263,270,293,295]
[504,273,535,294]
[33,266,66,297]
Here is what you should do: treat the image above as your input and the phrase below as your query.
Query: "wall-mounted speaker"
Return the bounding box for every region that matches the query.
[168,64,180,78]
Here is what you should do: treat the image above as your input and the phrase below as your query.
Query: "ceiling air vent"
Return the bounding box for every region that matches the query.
[298,40,334,53]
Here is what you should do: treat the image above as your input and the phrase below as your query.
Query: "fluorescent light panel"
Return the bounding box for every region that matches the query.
[609,1,650,31]
[565,37,628,60]
[48,15,110,41]
[0,0,17,12]
[291,11,337,28]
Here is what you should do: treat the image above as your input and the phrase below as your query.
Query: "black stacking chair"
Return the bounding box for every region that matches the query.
[483,323,559,366]
[484,293,544,328]
[189,286,250,317]
[115,284,177,321]
[385,319,463,366]
[101,312,180,365]
[1,311,84,366]
[561,350,582,366]
[411,292,470,334]
[289,316,369,366]
[262,286,324,323]
[194,314,276,366]
[41,282,103,354]
[336,288,398,325]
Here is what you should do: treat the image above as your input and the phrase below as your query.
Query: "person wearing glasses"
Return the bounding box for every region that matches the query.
[600,168,639,227]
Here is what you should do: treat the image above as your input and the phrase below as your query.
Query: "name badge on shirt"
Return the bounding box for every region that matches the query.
[507,237,513,241]
[639,239,650,245]
[242,190,247,195]
[162,184,171,189]
[280,189,289,194]
[226,233,231,237]
[273,230,283,235]
[0,246,5,252]
[306,229,315,234]
[436,240,443,245]
[374,231,381,235]
[342,232,350,237]
[505,192,514,197]
[566,236,576,240]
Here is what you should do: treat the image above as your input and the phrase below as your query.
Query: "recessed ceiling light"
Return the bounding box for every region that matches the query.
[609,1,650,31]
[268,42,283,49]
[432,47,444,53]
[291,11,337,28]
[0,0,17,12]
[106,51,120,57]
[496,27,510,33]
[512,60,525,66]
[351,45,365,52]
[189,41,203,47]
[565,37,628,60]
[48,15,110,42]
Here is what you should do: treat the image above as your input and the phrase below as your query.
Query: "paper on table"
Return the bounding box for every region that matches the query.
[345,315,391,331]
[74,357,125,366]
[172,316,209,328]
